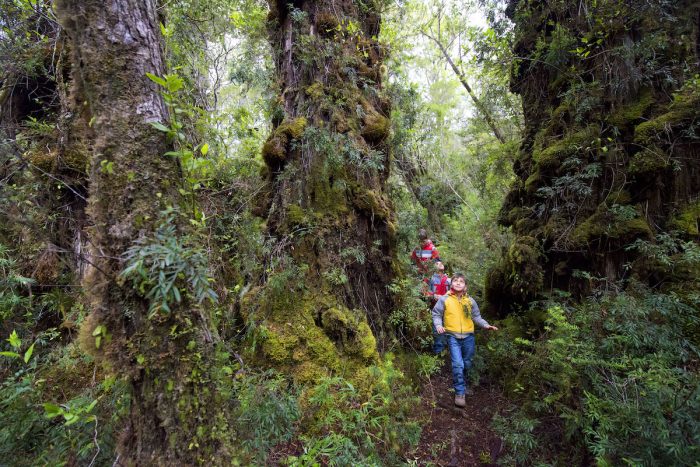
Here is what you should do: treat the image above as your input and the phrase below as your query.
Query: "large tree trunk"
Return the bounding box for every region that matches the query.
[486,0,700,315]
[249,0,396,380]
[54,1,231,463]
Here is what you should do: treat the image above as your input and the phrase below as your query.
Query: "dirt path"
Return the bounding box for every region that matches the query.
[408,361,506,466]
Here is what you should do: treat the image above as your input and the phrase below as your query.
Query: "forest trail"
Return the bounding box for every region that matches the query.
[410,360,506,466]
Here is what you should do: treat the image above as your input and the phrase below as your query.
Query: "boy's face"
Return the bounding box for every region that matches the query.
[421,238,430,247]
[451,277,466,293]
[435,261,445,272]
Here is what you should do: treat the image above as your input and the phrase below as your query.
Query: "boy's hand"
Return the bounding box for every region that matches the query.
[486,325,499,331]
[436,325,445,334]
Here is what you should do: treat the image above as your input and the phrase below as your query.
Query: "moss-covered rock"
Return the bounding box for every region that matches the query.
[361,110,390,144]
[352,188,390,219]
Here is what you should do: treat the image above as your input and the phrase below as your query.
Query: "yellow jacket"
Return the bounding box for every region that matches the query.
[432,291,489,336]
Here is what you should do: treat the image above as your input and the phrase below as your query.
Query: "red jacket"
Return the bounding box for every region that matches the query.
[411,240,440,274]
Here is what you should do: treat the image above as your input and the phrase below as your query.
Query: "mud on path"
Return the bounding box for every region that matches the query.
[408,361,506,466]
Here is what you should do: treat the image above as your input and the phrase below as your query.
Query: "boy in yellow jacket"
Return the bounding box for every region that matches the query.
[432,273,498,407]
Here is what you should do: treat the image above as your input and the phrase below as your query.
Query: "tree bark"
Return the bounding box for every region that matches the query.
[54,1,231,463]
[252,0,396,378]
[487,0,700,315]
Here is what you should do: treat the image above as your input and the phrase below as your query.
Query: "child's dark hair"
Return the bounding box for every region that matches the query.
[452,272,467,283]
[418,228,428,241]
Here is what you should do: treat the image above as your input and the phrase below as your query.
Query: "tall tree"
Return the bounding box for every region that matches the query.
[250,0,396,379]
[486,0,700,314]
[54,1,231,463]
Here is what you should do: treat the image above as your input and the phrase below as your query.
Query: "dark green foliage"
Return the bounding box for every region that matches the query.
[485,284,700,465]
[121,210,218,315]
[232,371,300,464]
[0,337,128,466]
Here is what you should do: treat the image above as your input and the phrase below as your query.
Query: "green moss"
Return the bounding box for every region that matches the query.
[61,146,90,172]
[262,117,309,166]
[281,116,308,139]
[628,146,668,174]
[287,204,310,226]
[634,89,700,145]
[241,281,379,385]
[503,207,531,225]
[27,147,57,171]
[524,170,542,193]
[305,82,325,100]
[353,188,390,218]
[608,88,655,129]
[570,205,652,246]
[506,236,544,295]
[361,111,390,143]
[541,214,567,239]
[316,12,339,36]
[260,324,300,363]
[669,201,700,235]
[321,307,377,361]
[532,125,599,170]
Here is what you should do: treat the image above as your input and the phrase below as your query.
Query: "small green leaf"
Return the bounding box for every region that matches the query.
[0,351,20,359]
[95,335,102,349]
[200,143,209,156]
[64,413,79,426]
[150,122,170,132]
[146,72,167,87]
[86,399,98,413]
[8,330,21,349]
[23,343,35,363]
[43,403,62,417]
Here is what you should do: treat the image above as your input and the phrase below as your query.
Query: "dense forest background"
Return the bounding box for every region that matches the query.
[1,0,698,465]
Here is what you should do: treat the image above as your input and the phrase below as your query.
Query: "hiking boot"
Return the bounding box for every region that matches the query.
[454,394,466,407]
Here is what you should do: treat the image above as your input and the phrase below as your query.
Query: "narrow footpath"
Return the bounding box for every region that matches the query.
[410,361,506,466]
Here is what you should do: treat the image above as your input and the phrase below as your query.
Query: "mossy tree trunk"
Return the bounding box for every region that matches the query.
[0,2,91,308]
[252,0,396,380]
[54,1,232,463]
[486,0,700,315]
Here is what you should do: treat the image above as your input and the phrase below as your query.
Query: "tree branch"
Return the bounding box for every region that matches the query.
[422,30,507,144]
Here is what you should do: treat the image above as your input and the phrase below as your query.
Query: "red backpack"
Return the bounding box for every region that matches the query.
[434,275,449,295]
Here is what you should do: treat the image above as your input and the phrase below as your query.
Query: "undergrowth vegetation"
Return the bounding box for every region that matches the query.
[486,280,700,465]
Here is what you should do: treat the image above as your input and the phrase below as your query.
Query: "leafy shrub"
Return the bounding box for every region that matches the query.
[232,370,300,464]
[289,356,421,465]
[1,332,127,466]
[486,286,700,465]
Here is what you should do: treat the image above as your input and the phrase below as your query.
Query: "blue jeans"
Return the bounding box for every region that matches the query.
[432,325,446,354]
[446,333,475,395]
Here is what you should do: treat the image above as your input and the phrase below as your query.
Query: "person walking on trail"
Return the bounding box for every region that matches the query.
[411,229,440,276]
[432,273,498,407]
[426,261,451,354]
